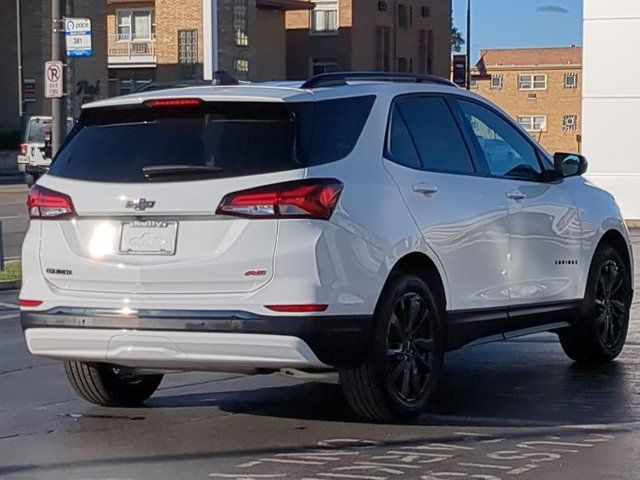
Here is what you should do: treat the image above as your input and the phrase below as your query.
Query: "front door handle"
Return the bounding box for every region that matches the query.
[506,190,527,201]
[413,184,438,196]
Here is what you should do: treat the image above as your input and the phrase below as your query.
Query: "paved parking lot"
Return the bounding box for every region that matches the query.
[0,234,640,479]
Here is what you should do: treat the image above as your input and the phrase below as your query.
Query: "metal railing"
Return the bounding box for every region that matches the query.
[108,34,156,61]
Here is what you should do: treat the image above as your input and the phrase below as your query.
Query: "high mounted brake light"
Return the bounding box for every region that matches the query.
[27,185,76,219]
[144,98,202,108]
[216,179,343,220]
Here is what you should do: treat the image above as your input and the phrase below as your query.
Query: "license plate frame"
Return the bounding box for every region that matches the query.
[118,220,178,256]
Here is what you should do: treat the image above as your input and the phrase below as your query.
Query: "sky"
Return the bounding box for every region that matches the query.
[452,0,584,62]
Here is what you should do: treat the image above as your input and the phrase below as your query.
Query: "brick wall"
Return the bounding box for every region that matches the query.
[474,66,583,154]
[285,0,451,80]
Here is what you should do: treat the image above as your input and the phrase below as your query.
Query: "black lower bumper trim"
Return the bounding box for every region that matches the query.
[21,309,373,368]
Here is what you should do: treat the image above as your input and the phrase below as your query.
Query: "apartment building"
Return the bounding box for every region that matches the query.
[108,0,312,96]
[285,0,452,80]
[470,46,582,154]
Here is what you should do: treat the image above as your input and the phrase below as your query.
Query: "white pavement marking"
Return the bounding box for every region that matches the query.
[0,302,19,309]
[0,313,18,320]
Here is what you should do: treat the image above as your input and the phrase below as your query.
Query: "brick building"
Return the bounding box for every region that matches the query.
[107,0,312,96]
[285,0,452,80]
[470,46,582,154]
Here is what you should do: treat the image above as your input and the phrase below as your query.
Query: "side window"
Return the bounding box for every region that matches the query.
[395,96,475,174]
[458,100,543,180]
[386,105,422,169]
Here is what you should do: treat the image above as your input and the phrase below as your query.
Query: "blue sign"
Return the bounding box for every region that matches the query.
[65,18,92,57]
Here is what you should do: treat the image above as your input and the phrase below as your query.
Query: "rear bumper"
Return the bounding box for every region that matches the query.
[21,309,373,369]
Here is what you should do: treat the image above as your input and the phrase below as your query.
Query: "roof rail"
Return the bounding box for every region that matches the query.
[300,71,458,89]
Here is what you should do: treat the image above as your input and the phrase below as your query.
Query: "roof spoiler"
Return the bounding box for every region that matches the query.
[212,71,240,86]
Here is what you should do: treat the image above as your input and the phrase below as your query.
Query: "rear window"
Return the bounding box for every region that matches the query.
[26,119,51,143]
[49,96,375,183]
[25,118,74,143]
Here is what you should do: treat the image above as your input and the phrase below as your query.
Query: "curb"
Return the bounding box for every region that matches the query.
[0,184,28,193]
[0,280,20,291]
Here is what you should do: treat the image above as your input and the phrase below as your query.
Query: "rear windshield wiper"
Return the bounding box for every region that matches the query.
[142,165,224,179]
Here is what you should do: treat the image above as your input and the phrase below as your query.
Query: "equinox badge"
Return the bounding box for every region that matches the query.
[125,198,156,211]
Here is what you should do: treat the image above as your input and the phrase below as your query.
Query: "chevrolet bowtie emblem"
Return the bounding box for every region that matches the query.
[125,198,156,211]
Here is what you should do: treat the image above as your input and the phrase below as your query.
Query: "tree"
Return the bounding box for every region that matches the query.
[451,20,465,53]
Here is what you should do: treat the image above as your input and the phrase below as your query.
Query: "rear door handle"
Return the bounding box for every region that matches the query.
[506,190,527,201]
[413,184,438,196]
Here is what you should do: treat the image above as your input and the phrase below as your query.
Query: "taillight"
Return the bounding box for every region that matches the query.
[19,299,43,308]
[265,304,328,313]
[144,98,202,108]
[19,144,28,155]
[216,179,343,220]
[27,185,76,219]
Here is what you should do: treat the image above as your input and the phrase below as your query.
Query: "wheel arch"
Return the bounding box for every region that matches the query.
[595,229,633,292]
[386,252,448,313]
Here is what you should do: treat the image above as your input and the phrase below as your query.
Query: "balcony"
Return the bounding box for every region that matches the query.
[108,34,157,68]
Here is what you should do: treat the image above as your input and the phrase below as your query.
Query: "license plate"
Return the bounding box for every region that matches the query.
[119,220,178,255]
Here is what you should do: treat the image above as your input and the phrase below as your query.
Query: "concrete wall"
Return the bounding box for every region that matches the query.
[582,0,640,219]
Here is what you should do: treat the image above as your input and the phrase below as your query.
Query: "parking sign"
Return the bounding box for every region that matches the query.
[44,61,63,98]
[65,18,92,57]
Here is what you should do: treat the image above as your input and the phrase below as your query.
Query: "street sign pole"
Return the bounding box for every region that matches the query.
[51,0,67,157]
[203,0,219,80]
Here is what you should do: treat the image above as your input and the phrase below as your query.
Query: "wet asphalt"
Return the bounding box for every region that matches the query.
[1,220,640,479]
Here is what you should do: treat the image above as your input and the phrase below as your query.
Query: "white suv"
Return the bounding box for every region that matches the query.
[20,72,634,422]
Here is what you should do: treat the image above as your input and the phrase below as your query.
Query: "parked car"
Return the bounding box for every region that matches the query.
[19,72,634,421]
[18,116,74,183]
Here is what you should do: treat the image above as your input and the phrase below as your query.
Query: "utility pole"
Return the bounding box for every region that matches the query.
[16,0,24,121]
[202,0,219,80]
[466,0,471,90]
[51,0,67,156]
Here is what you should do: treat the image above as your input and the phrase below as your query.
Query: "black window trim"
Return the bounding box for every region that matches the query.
[383,93,484,178]
[449,95,560,184]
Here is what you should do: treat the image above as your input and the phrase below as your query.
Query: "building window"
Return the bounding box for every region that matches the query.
[563,115,578,131]
[564,72,578,89]
[233,0,249,46]
[178,29,198,79]
[421,6,431,17]
[469,77,479,89]
[490,74,503,90]
[378,1,387,12]
[311,0,338,34]
[116,9,154,42]
[234,58,249,80]
[312,58,338,76]
[398,4,409,28]
[518,115,547,133]
[519,73,547,90]
[398,57,409,72]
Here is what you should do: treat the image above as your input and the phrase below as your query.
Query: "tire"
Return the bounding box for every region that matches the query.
[558,245,632,364]
[339,274,445,422]
[64,361,163,407]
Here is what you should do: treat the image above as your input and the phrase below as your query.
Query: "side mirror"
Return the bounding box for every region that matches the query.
[554,152,588,178]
